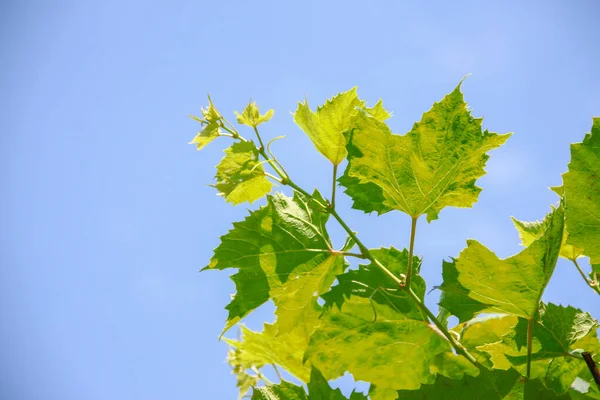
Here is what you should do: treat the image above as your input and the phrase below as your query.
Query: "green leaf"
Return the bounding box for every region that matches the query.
[396,367,576,399]
[512,215,583,261]
[251,368,368,400]
[322,247,426,320]
[395,367,522,400]
[305,296,452,393]
[213,141,273,205]
[293,88,366,165]
[438,259,487,323]
[252,381,308,400]
[189,96,223,150]
[306,368,366,400]
[235,101,275,128]
[340,81,510,221]
[439,205,564,320]
[561,117,600,264]
[479,303,599,394]
[207,190,344,334]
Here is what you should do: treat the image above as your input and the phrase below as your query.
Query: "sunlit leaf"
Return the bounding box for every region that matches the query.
[340,81,510,221]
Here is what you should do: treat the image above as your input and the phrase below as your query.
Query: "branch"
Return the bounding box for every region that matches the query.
[582,352,600,389]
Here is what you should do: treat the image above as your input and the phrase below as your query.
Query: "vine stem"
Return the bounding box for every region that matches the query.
[572,259,600,295]
[406,288,479,366]
[405,217,418,289]
[252,126,266,151]
[526,317,534,378]
[250,126,479,367]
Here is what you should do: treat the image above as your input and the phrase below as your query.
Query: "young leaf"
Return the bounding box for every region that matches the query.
[228,347,261,399]
[293,88,377,165]
[206,190,344,334]
[235,101,275,128]
[439,205,564,320]
[562,117,600,264]
[305,296,452,393]
[189,96,223,150]
[214,141,273,205]
[340,82,510,221]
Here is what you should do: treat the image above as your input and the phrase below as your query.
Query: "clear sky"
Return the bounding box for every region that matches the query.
[1,1,599,399]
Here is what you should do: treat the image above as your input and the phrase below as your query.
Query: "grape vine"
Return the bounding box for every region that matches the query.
[190,81,600,399]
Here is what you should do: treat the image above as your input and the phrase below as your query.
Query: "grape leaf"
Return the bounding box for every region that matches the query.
[479,303,599,394]
[305,295,452,394]
[206,190,344,334]
[512,215,583,261]
[189,96,223,151]
[396,367,576,399]
[438,259,487,323]
[340,82,510,221]
[322,247,426,320]
[235,101,274,128]
[252,380,307,400]
[228,347,261,399]
[453,314,519,366]
[292,88,390,165]
[395,367,522,399]
[225,318,316,383]
[439,205,564,320]
[562,118,600,264]
[251,368,368,400]
[213,141,273,205]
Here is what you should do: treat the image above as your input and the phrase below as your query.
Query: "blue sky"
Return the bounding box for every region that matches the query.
[1,0,599,398]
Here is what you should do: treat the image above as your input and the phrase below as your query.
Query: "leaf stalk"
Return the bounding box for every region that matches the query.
[405,217,418,289]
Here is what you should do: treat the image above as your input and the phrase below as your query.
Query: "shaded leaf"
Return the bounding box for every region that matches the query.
[207,190,344,334]
[322,247,426,320]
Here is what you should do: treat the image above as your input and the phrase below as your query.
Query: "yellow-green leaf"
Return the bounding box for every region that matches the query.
[340,82,510,221]
[189,96,223,151]
[512,215,583,261]
[235,101,274,128]
[440,205,564,320]
[293,88,364,165]
[214,141,273,205]
[305,296,452,393]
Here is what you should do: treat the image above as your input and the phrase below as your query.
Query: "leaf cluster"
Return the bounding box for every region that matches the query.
[190,86,600,399]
